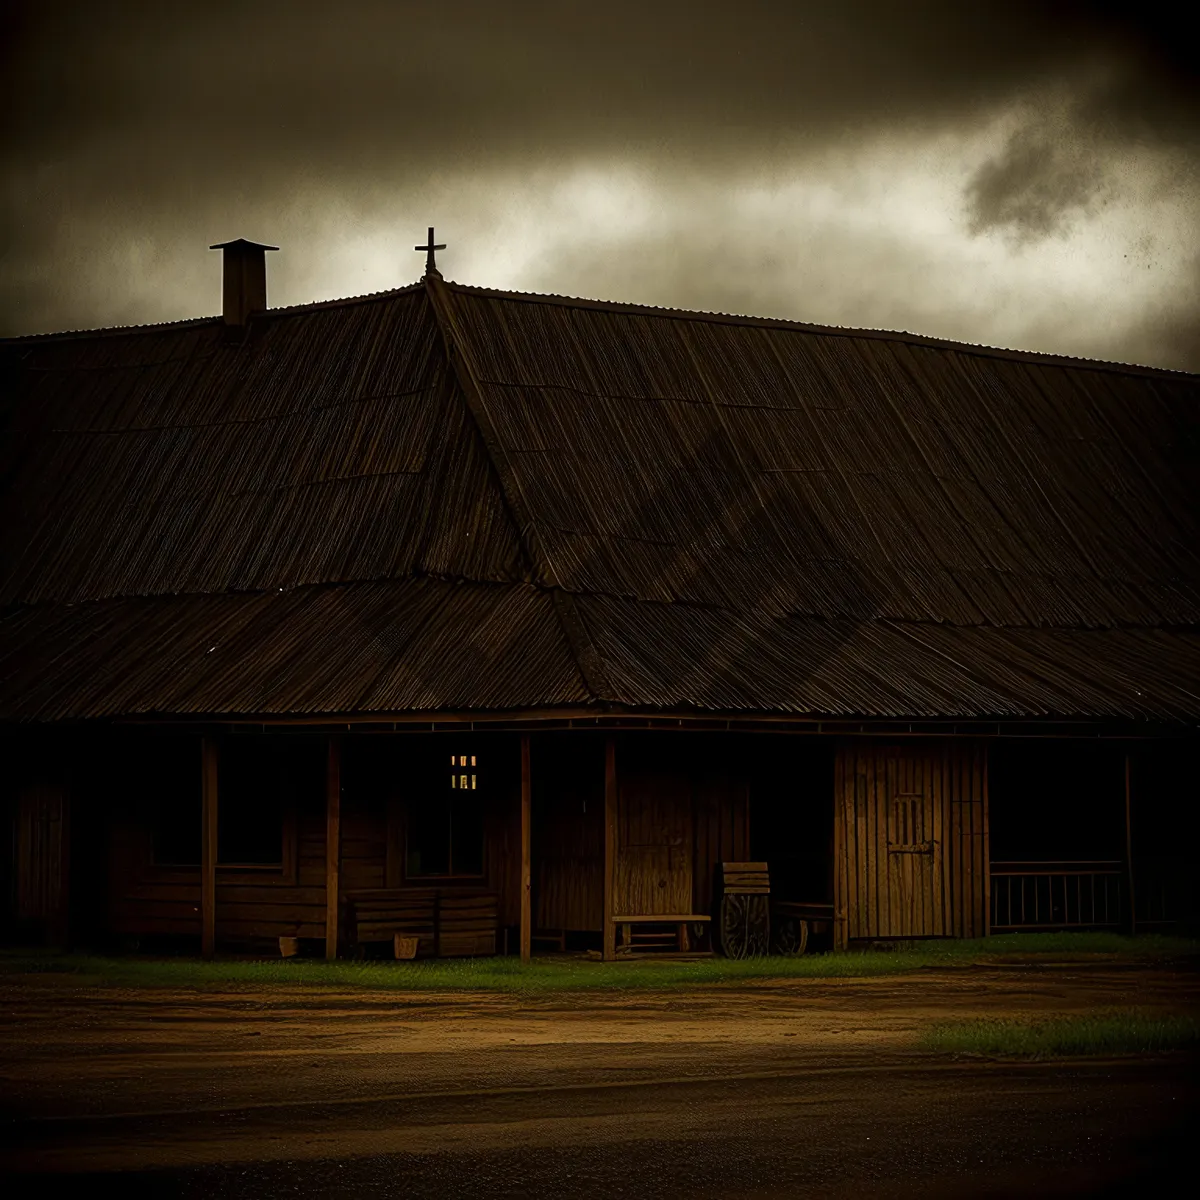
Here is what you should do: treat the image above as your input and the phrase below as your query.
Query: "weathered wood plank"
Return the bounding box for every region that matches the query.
[201,737,218,958]
[833,741,848,951]
[612,913,711,922]
[938,743,952,937]
[520,733,531,963]
[325,736,341,960]
[122,883,330,905]
[215,902,327,924]
[851,748,865,939]
[956,749,966,936]
[603,736,617,961]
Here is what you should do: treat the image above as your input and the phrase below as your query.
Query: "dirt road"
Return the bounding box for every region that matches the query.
[1,959,1197,1197]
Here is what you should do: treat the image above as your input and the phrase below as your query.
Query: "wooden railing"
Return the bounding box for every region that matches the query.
[989,862,1124,931]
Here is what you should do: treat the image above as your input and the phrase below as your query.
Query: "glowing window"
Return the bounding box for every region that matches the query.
[407,751,484,877]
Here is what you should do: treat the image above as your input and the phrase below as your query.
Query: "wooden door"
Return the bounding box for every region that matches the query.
[885,764,943,937]
[616,770,693,915]
[834,740,988,944]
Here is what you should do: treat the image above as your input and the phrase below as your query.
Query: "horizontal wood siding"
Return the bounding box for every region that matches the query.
[340,799,386,893]
[86,731,754,951]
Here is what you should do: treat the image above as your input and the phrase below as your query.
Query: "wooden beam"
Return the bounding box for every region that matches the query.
[982,742,992,938]
[1124,751,1136,937]
[603,735,617,961]
[325,735,342,959]
[201,737,218,959]
[832,744,847,952]
[520,734,532,963]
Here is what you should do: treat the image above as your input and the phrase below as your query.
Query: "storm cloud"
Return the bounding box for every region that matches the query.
[2,1,1196,369]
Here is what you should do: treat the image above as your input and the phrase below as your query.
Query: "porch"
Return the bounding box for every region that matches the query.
[3,728,1195,957]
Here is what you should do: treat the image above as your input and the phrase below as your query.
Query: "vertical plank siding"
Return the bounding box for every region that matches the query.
[691,770,750,917]
[200,738,218,957]
[835,739,988,941]
[833,748,848,950]
[14,779,69,943]
[615,767,694,915]
[603,736,617,960]
[486,786,523,931]
[520,734,531,962]
[532,735,604,932]
[533,785,603,931]
[324,736,341,959]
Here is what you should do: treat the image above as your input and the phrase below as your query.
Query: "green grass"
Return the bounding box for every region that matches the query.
[920,1011,1200,1059]
[1,932,1196,993]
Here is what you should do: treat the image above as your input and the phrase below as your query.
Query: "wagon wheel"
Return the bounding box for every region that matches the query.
[719,893,770,959]
[773,915,809,956]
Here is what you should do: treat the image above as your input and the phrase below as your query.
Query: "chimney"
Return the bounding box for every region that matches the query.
[209,238,278,325]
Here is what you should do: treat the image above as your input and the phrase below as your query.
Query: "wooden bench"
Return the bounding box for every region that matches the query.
[437,892,499,957]
[342,889,498,958]
[612,913,712,953]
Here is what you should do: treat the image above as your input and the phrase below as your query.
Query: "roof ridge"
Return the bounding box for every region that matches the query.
[5,274,1193,380]
[438,279,1197,381]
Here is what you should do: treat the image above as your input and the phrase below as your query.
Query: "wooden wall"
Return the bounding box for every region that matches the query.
[834,739,988,945]
[532,734,604,932]
[525,733,751,933]
[13,780,70,944]
[50,729,756,948]
[108,780,329,945]
[617,735,749,921]
[99,732,522,951]
[691,756,751,917]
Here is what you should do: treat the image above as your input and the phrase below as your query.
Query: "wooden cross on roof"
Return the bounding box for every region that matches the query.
[415,227,446,277]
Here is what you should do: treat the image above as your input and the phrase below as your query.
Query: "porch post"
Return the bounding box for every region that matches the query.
[520,734,532,963]
[325,735,342,959]
[1124,751,1136,936]
[832,744,848,952]
[200,737,218,959]
[603,735,617,961]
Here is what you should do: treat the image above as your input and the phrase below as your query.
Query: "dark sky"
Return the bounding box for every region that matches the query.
[3,1,1197,369]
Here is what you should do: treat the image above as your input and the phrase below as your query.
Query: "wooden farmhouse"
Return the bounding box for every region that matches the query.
[2,238,1198,960]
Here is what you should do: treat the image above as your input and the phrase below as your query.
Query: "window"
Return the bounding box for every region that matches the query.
[218,736,319,868]
[147,737,203,866]
[406,751,484,878]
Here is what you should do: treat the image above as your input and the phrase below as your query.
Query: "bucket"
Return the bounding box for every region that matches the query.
[393,934,419,960]
[279,936,301,958]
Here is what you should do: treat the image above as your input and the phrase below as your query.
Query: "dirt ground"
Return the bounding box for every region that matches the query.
[1,958,1198,1197]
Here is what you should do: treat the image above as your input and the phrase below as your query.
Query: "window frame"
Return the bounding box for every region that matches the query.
[143,736,302,885]
[401,751,486,882]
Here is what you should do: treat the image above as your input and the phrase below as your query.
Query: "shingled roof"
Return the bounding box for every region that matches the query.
[1,276,1198,723]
